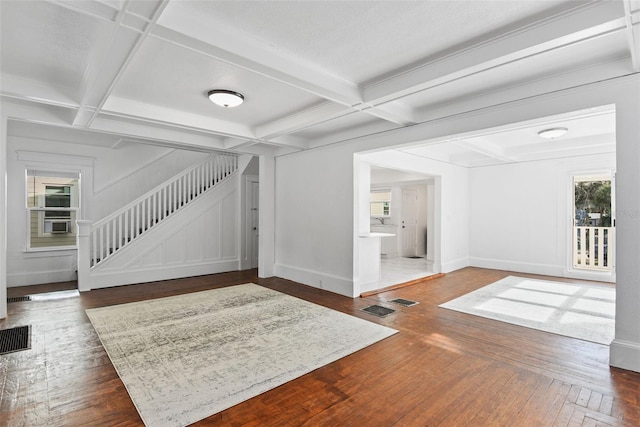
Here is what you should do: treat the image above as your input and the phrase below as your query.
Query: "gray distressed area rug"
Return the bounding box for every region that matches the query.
[439,276,615,345]
[86,283,397,427]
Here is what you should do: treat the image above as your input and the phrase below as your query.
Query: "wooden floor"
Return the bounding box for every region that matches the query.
[1,267,639,426]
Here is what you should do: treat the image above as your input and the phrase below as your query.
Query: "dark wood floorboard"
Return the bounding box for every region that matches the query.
[1,267,639,426]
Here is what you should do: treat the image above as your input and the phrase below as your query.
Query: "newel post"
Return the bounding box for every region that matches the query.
[76,220,93,292]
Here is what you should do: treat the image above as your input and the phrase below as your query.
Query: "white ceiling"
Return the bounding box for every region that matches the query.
[400,104,617,168]
[1,0,639,162]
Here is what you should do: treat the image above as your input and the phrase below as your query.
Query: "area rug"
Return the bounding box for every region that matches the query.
[439,276,615,345]
[86,284,397,426]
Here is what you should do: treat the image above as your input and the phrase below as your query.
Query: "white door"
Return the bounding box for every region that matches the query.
[401,189,418,257]
[250,180,259,269]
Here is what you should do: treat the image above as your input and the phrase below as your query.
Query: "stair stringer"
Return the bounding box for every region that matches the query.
[87,174,239,289]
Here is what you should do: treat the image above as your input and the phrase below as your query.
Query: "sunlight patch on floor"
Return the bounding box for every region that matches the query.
[476,298,556,322]
[440,276,616,344]
[497,288,570,307]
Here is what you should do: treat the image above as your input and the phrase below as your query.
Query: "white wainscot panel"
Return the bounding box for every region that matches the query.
[205,205,222,260]
[141,245,164,267]
[185,215,205,263]
[165,228,185,265]
[221,193,237,259]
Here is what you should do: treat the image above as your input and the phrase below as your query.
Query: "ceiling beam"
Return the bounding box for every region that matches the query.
[90,115,228,152]
[0,75,79,109]
[623,0,640,71]
[255,102,350,140]
[1,99,78,128]
[72,1,170,128]
[364,1,627,106]
[223,135,306,152]
[48,0,119,23]
[101,97,255,139]
[222,138,259,151]
[354,101,417,126]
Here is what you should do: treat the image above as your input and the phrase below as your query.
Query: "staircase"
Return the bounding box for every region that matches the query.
[77,152,239,290]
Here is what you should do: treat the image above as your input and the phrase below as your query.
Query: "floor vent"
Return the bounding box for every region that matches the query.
[7,296,31,303]
[389,298,419,307]
[0,325,31,355]
[361,305,395,318]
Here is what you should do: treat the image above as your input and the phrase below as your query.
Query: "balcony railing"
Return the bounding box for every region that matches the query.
[573,226,612,271]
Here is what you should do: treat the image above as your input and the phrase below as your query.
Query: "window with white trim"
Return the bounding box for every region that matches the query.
[370,190,391,217]
[26,170,80,250]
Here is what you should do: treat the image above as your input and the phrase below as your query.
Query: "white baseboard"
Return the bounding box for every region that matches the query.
[610,339,640,373]
[7,269,76,287]
[564,268,615,283]
[469,257,565,277]
[87,260,239,290]
[470,257,616,283]
[442,256,470,273]
[274,263,354,297]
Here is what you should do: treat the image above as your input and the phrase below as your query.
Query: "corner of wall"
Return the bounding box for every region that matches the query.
[274,263,356,298]
[441,256,471,273]
[0,114,8,318]
[610,339,640,373]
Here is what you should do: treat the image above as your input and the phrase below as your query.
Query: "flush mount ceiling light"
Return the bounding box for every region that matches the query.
[538,127,568,139]
[207,89,244,108]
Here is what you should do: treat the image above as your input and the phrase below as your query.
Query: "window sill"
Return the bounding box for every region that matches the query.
[23,247,77,257]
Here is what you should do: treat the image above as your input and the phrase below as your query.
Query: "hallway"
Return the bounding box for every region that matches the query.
[375,256,436,290]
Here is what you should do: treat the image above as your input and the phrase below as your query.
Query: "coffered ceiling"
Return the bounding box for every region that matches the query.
[1,0,639,162]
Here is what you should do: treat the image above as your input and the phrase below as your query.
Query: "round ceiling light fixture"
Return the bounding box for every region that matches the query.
[208,89,244,108]
[537,127,568,139]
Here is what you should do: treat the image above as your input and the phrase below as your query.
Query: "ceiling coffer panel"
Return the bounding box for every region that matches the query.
[0,1,114,97]
[109,37,325,129]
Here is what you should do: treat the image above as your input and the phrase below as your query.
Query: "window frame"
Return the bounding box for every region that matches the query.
[370,189,392,218]
[25,170,80,252]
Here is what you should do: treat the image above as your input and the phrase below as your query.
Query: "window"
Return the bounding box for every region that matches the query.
[370,190,391,217]
[26,171,79,250]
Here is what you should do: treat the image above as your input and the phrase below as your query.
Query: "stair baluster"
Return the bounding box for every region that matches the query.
[88,153,238,268]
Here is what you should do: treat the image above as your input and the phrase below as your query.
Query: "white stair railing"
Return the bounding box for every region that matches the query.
[89,152,238,267]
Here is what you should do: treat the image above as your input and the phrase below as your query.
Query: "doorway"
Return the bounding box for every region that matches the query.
[401,188,418,257]
[572,174,614,272]
[247,177,259,269]
[362,163,440,291]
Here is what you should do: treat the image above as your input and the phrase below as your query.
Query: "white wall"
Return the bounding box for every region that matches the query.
[6,135,207,286]
[272,74,640,372]
[275,144,355,296]
[469,153,616,280]
[274,142,468,297]
[0,114,8,318]
[610,75,640,372]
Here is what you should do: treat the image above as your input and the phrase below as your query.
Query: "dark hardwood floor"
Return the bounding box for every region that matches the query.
[1,267,639,426]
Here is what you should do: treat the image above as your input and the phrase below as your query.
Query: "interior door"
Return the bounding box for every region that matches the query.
[250,180,259,269]
[401,189,418,257]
